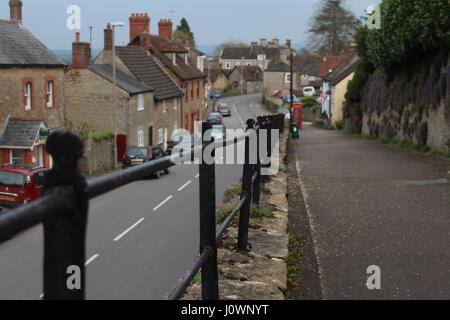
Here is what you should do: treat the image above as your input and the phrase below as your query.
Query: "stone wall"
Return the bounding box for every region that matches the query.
[80,136,115,176]
[0,67,65,129]
[359,51,450,153]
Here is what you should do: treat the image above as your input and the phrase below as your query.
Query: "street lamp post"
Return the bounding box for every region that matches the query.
[111,22,124,170]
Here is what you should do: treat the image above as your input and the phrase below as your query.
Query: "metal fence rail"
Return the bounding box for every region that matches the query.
[0,113,285,300]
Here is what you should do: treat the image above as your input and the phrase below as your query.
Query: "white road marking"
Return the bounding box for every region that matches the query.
[152,195,173,211]
[114,218,145,242]
[232,102,246,128]
[195,174,200,178]
[178,180,192,192]
[295,158,325,296]
[85,254,100,266]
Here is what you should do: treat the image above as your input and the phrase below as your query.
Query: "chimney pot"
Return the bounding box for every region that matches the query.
[129,12,151,42]
[9,0,23,22]
[72,33,91,69]
[158,19,173,40]
[104,24,113,51]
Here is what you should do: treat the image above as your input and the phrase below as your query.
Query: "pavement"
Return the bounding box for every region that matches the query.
[289,124,450,299]
[0,94,268,300]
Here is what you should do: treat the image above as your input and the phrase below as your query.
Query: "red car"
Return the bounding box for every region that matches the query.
[0,165,50,209]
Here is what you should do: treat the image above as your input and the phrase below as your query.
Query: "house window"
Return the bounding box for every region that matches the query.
[257,54,266,61]
[174,98,178,110]
[137,130,144,146]
[224,62,231,70]
[197,81,200,97]
[157,128,164,144]
[11,149,23,165]
[24,82,32,110]
[46,81,54,108]
[285,73,291,83]
[172,53,177,65]
[163,100,167,113]
[137,94,145,111]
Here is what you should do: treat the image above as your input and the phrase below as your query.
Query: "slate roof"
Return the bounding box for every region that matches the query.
[292,55,322,76]
[88,64,154,95]
[151,47,206,81]
[324,54,359,86]
[221,46,280,60]
[0,118,44,148]
[115,46,183,101]
[266,61,290,72]
[0,20,65,67]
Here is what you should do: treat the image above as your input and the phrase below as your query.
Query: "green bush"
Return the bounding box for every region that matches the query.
[92,130,114,142]
[300,96,320,110]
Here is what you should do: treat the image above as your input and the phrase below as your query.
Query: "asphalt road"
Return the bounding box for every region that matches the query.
[291,124,450,299]
[0,93,267,300]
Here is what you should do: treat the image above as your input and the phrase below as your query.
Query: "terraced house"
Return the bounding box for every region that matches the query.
[94,15,184,151]
[64,31,155,167]
[128,16,207,132]
[0,0,65,168]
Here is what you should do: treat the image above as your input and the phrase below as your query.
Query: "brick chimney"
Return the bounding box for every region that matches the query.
[129,13,150,41]
[158,19,173,40]
[9,0,22,22]
[104,23,113,51]
[285,39,292,49]
[72,33,91,69]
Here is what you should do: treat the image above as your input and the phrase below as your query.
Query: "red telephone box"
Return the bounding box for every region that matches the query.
[291,103,303,130]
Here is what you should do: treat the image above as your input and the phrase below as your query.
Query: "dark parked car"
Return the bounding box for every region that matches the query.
[207,113,223,125]
[122,146,169,179]
[0,165,50,210]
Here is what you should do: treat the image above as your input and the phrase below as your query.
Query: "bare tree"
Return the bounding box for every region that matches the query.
[308,0,356,55]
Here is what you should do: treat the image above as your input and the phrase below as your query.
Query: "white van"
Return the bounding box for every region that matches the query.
[303,86,316,97]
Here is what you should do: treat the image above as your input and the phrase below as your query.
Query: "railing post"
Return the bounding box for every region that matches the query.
[199,122,219,300]
[252,117,262,205]
[42,130,88,300]
[238,119,255,251]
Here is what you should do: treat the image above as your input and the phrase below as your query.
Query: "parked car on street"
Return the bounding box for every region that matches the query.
[303,86,316,97]
[207,113,224,125]
[209,93,222,99]
[166,133,192,155]
[276,108,291,120]
[0,165,50,210]
[279,89,290,98]
[122,146,169,178]
[217,103,231,117]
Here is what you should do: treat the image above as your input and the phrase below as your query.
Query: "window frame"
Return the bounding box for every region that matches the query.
[137,130,145,147]
[46,80,54,108]
[137,93,145,111]
[23,81,32,111]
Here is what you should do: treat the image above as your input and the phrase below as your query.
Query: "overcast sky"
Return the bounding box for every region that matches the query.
[0,0,381,50]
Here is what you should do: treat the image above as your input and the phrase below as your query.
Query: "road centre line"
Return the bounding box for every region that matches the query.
[152,195,173,211]
[178,180,192,192]
[113,218,145,242]
[85,254,100,266]
[232,102,246,128]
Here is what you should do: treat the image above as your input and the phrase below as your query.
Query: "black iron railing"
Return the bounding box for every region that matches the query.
[0,114,285,300]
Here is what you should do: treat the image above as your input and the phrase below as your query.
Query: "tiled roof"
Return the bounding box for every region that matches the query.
[319,56,347,77]
[230,65,263,82]
[221,46,280,60]
[292,55,322,76]
[149,35,188,53]
[324,54,359,86]
[210,69,228,82]
[88,64,154,95]
[151,48,206,81]
[115,46,183,101]
[0,118,44,148]
[0,20,65,67]
[266,61,290,72]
